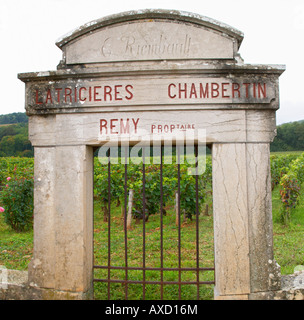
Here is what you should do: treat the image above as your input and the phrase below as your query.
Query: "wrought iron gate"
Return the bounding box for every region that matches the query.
[93,145,215,300]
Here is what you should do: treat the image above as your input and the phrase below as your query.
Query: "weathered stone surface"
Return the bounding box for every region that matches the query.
[64,20,235,63]
[28,109,277,147]
[0,269,93,300]
[20,69,283,116]
[56,9,244,63]
[250,271,304,300]
[25,77,277,111]
[247,143,281,292]
[212,143,251,297]
[28,146,94,294]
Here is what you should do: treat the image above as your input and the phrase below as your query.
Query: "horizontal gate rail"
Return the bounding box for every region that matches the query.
[94,265,214,272]
[94,279,214,285]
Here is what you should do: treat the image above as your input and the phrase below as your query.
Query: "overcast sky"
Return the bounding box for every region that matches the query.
[0,0,303,124]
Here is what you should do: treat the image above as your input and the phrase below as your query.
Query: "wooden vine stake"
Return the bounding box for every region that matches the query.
[175,191,179,226]
[127,189,134,230]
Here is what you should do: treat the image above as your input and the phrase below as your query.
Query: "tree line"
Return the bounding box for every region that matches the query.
[0,112,303,156]
[270,120,304,152]
[0,113,33,157]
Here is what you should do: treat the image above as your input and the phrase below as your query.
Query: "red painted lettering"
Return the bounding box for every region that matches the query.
[179,83,187,99]
[243,83,250,98]
[120,118,130,134]
[110,119,118,134]
[125,85,133,100]
[211,83,219,98]
[35,89,42,105]
[232,83,240,98]
[200,83,209,98]
[104,86,112,101]
[89,87,92,102]
[56,88,62,102]
[94,86,101,101]
[65,88,72,103]
[79,87,87,101]
[132,118,139,134]
[189,83,197,99]
[100,119,107,134]
[114,85,123,101]
[74,87,78,102]
[151,124,156,133]
[45,89,53,104]
[258,83,267,98]
[168,83,176,99]
[221,83,230,98]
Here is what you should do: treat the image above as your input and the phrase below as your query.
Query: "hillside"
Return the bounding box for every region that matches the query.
[0,112,303,156]
[0,113,32,157]
[0,112,28,125]
[271,121,304,152]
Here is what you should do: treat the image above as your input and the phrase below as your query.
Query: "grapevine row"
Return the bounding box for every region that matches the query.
[278,152,304,223]
[1,152,303,230]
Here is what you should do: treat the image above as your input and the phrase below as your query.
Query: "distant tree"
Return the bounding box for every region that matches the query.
[271,120,304,152]
[0,112,28,125]
[0,122,33,157]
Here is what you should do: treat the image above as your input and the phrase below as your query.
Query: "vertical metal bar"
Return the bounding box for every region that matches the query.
[107,148,111,300]
[177,145,181,299]
[124,146,128,300]
[142,147,146,300]
[195,144,200,300]
[160,145,164,299]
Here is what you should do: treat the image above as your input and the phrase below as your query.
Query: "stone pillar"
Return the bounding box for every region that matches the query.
[246,143,281,298]
[212,142,280,300]
[28,145,94,299]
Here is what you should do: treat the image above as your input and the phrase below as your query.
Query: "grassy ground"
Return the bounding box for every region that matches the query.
[272,185,304,275]
[0,171,304,300]
[93,199,215,300]
[0,215,33,270]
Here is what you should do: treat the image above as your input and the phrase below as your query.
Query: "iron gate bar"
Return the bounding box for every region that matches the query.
[177,146,181,300]
[142,147,146,299]
[94,265,214,271]
[160,145,164,300]
[124,146,128,299]
[107,149,111,300]
[94,278,214,285]
[195,144,200,300]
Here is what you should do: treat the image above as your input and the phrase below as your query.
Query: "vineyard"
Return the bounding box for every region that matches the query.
[0,151,303,230]
[0,151,304,298]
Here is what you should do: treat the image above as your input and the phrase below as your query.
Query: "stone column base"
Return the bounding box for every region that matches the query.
[0,269,93,300]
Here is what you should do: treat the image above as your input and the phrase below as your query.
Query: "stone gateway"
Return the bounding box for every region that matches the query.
[13,10,290,300]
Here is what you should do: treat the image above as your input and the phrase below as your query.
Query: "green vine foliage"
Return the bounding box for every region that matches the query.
[279,153,304,223]
[1,174,34,231]
[2,151,304,230]
[0,158,34,231]
[94,156,209,222]
[270,154,298,190]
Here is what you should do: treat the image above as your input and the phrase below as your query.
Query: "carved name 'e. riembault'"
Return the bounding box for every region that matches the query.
[31,80,270,106]
[101,34,192,58]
